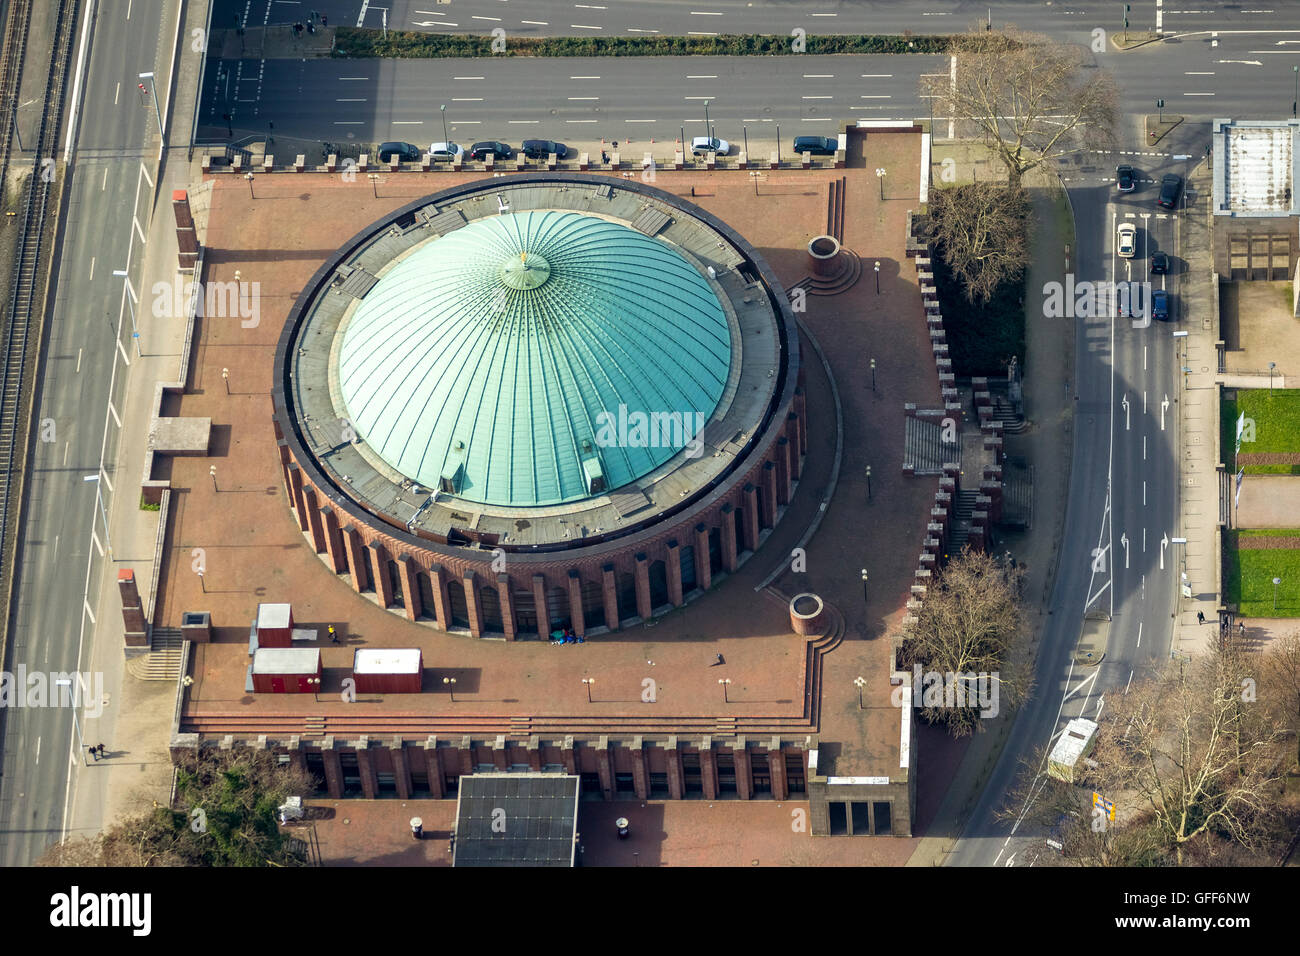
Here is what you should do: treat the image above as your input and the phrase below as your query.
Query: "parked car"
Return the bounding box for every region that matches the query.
[1151,288,1170,322]
[428,142,464,163]
[521,139,568,159]
[1115,164,1136,192]
[469,141,514,161]
[1150,251,1169,275]
[1116,221,1137,258]
[691,136,730,157]
[1157,173,1183,209]
[792,135,837,156]
[377,141,421,163]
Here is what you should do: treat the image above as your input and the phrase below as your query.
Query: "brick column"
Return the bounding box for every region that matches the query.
[633,554,652,620]
[355,739,377,798]
[664,541,684,607]
[463,570,484,637]
[277,440,293,504]
[630,736,650,800]
[775,437,793,503]
[492,734,508,771]
[700,738,718,800]
[118,570,147,646]
[368,541,393,608]
[497,573,517,640]
[428,564,451,629]
[320,739,343,798]
[303,486,327,553]
[794,388,808,455]
[397,554,422,621]
[342,525,369,592]
[527,735,542,770]
[720,505,738,572]
[566,569,586,638]
[664,736,684,799]
[694,523,712,591]
[458,737,474,777]
[786,412,804,479]
[741,484,760,550]
[562,735,578,775]
[768,738,788,800]
[320,506,347,574]
[287,462,310,532]
[761,462,779,526]
[424,738,444,798]
[734,737,753,800]
[595,735,614,801]
[391,737,412,799]
[532,574,549,633]
[601,564,620,631]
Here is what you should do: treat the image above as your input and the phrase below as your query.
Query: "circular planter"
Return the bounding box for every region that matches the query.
[807,235,841,277]
[789,592,826,636]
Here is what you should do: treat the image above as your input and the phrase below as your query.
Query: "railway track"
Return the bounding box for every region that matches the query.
[0,0,80,647]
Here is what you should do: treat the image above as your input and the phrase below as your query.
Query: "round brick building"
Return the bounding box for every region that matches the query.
[272,173,804,638]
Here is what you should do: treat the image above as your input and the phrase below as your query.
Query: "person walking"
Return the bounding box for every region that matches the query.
[1196,611,1205,625]
[89,745,99,761]
[329,625,339,644]
[711,653,725,666]
[96,744,106,759]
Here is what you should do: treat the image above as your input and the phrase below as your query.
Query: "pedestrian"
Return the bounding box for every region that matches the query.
[89,745,99,761]
[321,14,327,27]
[1239,620,1247,636]
[96,744,106,759]
[1197,611,1205,625]
[329,624,339,644]
[691,186,695,197]
[711,653,725,667]
[307,20,315,34]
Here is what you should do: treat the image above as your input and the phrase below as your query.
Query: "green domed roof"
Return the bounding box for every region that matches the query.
[337,210,731,507]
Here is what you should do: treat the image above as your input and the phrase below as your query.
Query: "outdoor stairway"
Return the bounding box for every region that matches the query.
[902,414,953,475]
[1000,459,1034,530]
[787,249,862,298]
[989,392,1026,433]
[947,489,980,552]
[125,629,184,681]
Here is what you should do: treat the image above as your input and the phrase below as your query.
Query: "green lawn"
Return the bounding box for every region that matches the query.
[1224,531,1300,617]
[1222,388,1300,472]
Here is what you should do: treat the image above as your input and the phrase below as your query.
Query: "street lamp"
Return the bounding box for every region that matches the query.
[1268,361,1276,395]
[875,167,886,200]
[83,473,111,555]
[443,676,457,701]
[865,465,872,501]
[1293,65,1298,119]
[139,72,164,138]
[440,104,449,145]
[718,677,731,703]
[853,675,866,710]
[582,677,595,703]
[703,99,711,142]
[222,367,230,394]
[870,358,877,392]
[860,568,869,603]
[245,171,255,198]
[1274,577,1282,612]
[209,465,218,492]
[112,269,140,357]
[54,679,89,765]
[874,260,881,294]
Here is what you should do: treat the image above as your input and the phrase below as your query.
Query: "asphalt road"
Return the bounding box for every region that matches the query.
[0,0,168,867]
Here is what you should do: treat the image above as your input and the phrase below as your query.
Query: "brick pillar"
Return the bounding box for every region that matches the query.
[391,737,412,799]
[562,735,578,776]
[342,525,369,592]
[397,554,422,621]
[302,486,327,553]
[458,736,474,777]
[566,569,586,638]
[287,463,310,532]
[700,738,718,800]
[171,189,199,270]
[369,541,393,608]
[768,740,788,800]
[734,737,753,799]
[694,523,712,591]
[320,506,348,574]
[527,735,542,770]
[492,735,508,771]
[355,739,377,798]
[428,564,451,629]
[664,541,684,606]
[320,739,343,798]
[277,440,293,504]
[601,564,620,631]
[720,505,738,572]
[497,573,517,640]
[633,553,652,620]
[794,388,808,455]
[775,437,793,503]
[787,412,804,479]
[463,570,484,637]
[742,484,760,550]
[424,738,444,798]
[595,735,614,801]
[631,736,650,799]
[118,569,147,645]
[761,462,779,526]
[664,736,684,799]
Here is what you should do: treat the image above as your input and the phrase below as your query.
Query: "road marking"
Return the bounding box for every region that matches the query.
[572,23,603,29]
[114,81,120,105]
[686,75,717,79]
[802,95,834,99]
[1143,435,1147,460]
[336,98,366,102]
[684,96,714,100]
[624,119,656,122]
[574,3,606,8]
[1144,480,1147,506]
[803,74,834,78]
[690,10,724,14]
[391,121,424,125]
[452,97,483,101]
[688,31,717,35]
[570,76,601,79]
[1184,71,1215,74]
[338,77,370,81]
[507,119,540,123]
[76,348,82,373]
[567,97,599,100]
[626,28,658,32]
[471,15,502,21]
[860,94,891,98]
[334,121,364,125]
[1183,92,1216,96]
[565,119,598,123]
[861,74,893,77]
[1125,670,1133,694]
[84,598,96,624]
[521,21,550,26]
[810,12,837,16]
[1136,622,1142,647]
[88,257,95,281]
[453,76,485,80]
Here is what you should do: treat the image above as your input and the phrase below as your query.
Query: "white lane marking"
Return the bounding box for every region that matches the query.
[568,97,599,100]
[686,75,718,79]
[76,348,82,373]
[471,15,502,21]
[1184,71,1215,74]
[1136,622,1142,647]
[802,95,834,99]
[690,10,724,14]
[803,74,834,78]
[861,74,893,77]
[101,166,107,190]
[1183,92,1216,95]
[1125,670,1134,694]
[688,31,717,35]
[114,81,120,105]
[570,76,601,79]
[336,98,366,102]
[521,21,550,26]
[88,257,95,281]
[338,77,370,81]
[860,94,891,98]
[452,97,484,101]
[571,23,603,29]
[453,76,485,80]
[391,121,423,125]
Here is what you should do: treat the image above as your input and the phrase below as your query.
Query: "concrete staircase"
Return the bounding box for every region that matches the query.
[947,489,980,552]
[903,414,954,475]
[125,628,184,681]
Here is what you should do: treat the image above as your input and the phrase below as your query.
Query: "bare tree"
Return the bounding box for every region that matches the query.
[924,27,1118,188]
[1262,630,1300,773]
[899,548,1030,736]
[1092,642,1287,865]
[924,181,1030,304]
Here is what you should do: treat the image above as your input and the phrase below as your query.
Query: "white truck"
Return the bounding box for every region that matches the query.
[1047,718,1099,784]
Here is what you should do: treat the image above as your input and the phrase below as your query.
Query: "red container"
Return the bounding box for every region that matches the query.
[352,648,423,694]
[252,647,321,693]
[256,603,294,648]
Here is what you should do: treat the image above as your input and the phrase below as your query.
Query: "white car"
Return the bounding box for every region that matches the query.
[1116,222,1137,258]
[428,141,464,163]
[691,136,730,157]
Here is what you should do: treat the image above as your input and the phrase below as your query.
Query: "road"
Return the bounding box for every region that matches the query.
[0,0,171,866]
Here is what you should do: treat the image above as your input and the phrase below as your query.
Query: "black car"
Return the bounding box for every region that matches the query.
[792,135,837,156]
[1151,289,1170,322]
[470,141,513,160]
[377,141,421,163]
[1115,164,1135,192]
[521,139,568,160]
[1157,174,1183,209]
[1150,251,1169,275]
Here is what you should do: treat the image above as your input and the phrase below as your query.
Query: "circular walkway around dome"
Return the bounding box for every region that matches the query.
[337,210,731,507]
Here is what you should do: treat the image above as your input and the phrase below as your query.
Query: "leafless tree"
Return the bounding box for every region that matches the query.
[924,27,1118,188]
[923,180,1030,304]
[1262,630,1300,774]
[898,548,1031,737]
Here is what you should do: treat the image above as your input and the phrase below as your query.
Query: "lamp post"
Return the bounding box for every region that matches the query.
[870,358,877,392]
[222,367,230,394]
[1293,65,1298,118]
[443,676,457,701]
[703,99,711,142]
[865,465,872,501]
[776,124,780,167]
[874,260,881,294]
[440,104,449,145]
[1268,361,1276,395]
[112,269,140,357]
[54,679,89,765]
[854,675,866,710]
[83,474,111,555]
[245,171,254,198]
[1274,577,1282,612]
[718,677,731,703]
[209,464,218,492]
[139,72,164,138]
[582,677,595,703]
[860,568,869,603]
[876,167,886,200]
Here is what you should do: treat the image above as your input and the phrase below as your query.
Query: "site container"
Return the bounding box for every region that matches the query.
[252,647,321,694]
[255,603,294,648]
[352,648,423,694]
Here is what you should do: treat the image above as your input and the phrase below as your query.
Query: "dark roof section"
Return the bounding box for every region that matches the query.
[452,773,580,867]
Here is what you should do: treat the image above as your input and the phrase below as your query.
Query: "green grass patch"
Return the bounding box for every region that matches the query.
[1244,464,1300,475]
[1237,528,1300,538]
[139,494,160,512]
[333,28,953,58]
[1224,531,1300,617]
[1235,388,1300,455]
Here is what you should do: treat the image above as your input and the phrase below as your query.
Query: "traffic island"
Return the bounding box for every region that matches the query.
[1072,613,1109,666]
[1145,113,1183,146]
[1110,31,1160,51]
